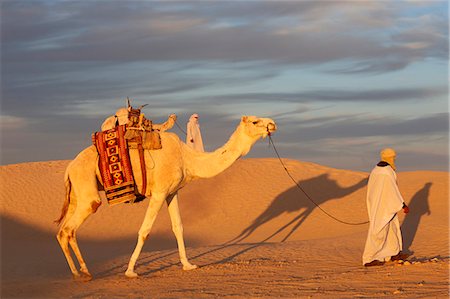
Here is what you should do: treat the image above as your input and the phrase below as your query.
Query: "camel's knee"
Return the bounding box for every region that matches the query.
[138,224,153,239]
[57,230,71,250]
[57,227,68,240]
[56,230,65,244]
[57,226,75,241]
[138,233,149,242]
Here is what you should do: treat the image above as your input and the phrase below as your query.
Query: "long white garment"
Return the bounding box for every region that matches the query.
[186,114,204,152]
[362,165,404,265]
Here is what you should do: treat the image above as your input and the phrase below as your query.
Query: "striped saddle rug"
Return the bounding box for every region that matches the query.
[92,125,143,205]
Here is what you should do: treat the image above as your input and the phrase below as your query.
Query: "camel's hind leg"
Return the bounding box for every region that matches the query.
[57,200,100,281]
[57,145,100,280]
[57,225,79,278]
[125,192,166,278]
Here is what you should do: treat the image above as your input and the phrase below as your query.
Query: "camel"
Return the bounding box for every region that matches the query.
[55,115,277,280]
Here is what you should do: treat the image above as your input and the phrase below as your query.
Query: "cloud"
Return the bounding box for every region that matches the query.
[0,115,28,130]
[2,1,446,74]
[202,86,447,104]
[279,112,449,142]
[1,60,279,119]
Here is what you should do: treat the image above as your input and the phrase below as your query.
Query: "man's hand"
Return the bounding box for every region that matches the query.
[403,205,410,214]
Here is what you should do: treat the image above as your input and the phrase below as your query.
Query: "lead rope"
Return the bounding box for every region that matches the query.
[175,120,187,136]
[268,133,369,226]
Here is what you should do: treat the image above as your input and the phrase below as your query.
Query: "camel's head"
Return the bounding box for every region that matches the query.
[240,115,277,139]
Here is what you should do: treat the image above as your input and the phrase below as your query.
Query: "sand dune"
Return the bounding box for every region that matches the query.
[1,159,448,298]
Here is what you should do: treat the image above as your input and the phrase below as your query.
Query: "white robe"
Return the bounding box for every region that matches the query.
[362,165,404,265]
[186,115,204,152]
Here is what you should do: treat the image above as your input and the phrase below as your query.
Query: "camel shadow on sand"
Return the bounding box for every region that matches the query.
[191,173,368,267]
[229,173,368,244]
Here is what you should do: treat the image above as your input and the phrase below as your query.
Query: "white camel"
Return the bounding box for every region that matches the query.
[55,115,277,280]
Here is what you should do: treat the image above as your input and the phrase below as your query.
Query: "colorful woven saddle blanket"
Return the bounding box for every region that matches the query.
[92,125,144,205]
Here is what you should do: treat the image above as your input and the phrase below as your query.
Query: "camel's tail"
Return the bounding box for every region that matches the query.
[54,170,72,225]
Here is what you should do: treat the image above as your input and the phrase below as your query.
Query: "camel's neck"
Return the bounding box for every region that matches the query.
[184,124,258,180]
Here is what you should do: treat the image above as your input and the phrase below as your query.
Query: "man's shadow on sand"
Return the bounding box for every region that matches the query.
[401,182,432,254]
[228,173,368,244]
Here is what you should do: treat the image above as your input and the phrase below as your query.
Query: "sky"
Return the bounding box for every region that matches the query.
[1,0,448,172]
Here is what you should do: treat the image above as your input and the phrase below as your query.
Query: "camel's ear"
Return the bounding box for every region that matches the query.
[241,116,248,122]
[126,97,131,108]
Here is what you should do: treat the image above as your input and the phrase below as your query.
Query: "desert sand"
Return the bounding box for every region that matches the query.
[1,158,448,298]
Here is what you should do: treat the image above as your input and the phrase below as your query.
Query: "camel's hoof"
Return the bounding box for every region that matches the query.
[183,264,198,271]
[73,272,92,282]
[125,270,139,278]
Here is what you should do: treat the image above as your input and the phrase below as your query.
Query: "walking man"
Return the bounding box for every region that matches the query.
[363,148,410,267]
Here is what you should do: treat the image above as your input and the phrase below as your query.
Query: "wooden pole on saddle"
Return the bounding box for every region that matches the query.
[136,135,147,197]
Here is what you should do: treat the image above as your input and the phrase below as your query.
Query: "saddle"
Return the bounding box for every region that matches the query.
[92,106,162,205]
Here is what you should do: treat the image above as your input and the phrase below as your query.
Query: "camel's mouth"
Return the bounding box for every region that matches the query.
[262,122,277,138]
[267,122,277,133]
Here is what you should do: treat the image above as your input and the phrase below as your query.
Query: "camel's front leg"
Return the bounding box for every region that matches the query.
[167,193,198,270]
[125,193,166,278]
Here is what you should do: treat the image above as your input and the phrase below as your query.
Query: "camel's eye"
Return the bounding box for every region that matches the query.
[252,121,259,125]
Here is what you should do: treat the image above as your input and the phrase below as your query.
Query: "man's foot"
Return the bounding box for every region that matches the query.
[391,252,410,261]
[364,260,385,267]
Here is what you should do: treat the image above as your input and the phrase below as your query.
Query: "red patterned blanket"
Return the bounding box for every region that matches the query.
[92,125,140,205]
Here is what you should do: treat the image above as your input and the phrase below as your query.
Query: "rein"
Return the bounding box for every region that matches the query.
[175,120,187,136]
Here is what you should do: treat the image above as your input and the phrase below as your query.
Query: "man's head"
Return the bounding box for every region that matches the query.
[380,148,397,170]
[190,113,199,122]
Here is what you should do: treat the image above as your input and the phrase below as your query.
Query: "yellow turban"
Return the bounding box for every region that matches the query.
[380,148,397,170]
